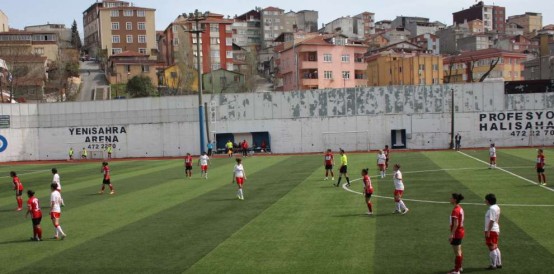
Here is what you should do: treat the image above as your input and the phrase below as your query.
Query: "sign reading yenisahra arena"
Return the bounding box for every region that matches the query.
[69,126,127,143]
[479,111,554,136]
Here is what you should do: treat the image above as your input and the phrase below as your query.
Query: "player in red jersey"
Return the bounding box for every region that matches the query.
[184,153,193,178]
[98,162,115,194]
[448,193,465,274]
[384,145,390,169]
[537,149,546,186]
[362,168,373,215]
[324,149,335,181]
[10,171,24,211]
[50,183,66,240]
[25,190,43,241]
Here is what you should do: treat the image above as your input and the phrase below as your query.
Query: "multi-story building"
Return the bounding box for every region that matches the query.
[0,30,61,62]
[405,21,445,37]
[436,24,471,54]
[453,1,506,33]
[260,7,319,48]
[366,43,443,86]
[107,50,160,86]
[159,13,234,75]
[24,24,72,48]
[83,0,156,60]
[505,22,524,36]
[466,19,484,34]
[382,28,411,44]
[275,34,368,91]
[322,12,375,40]
[410,34,440,54]
[296,10,319,33]
[457,34,490,52]
[0,10,8,32]
[496,35,537,53]
[443,48,526,83]
[232,10,262,49]
[507,12,542,35]
[375,20,392,31]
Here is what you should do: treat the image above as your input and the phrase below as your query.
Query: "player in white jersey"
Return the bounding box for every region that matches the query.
[51,168,64,206]
[484,193,502,270]
[393,164,409,214]
[50,183,66,240]
[377,150,387,178]
[489,143,497,169]
[198,152,211,179]
[232,158,247,200]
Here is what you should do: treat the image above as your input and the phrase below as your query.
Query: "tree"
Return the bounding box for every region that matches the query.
[71,20,82,50]
[242,46,259,92]
[171,23,197,94]
[478,57,500,82]
[127,75,155,98]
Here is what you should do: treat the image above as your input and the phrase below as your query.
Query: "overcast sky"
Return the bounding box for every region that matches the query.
[2,0,553,32]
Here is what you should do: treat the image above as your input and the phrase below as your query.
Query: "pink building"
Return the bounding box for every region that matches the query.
[275,35,368,91]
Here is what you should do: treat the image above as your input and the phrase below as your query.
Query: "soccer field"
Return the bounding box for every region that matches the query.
[1,148,553,273]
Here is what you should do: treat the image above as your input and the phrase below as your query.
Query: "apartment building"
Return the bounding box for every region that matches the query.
[457,34,490,51]
[107,50,160,86]
[410,34,440,54]
[366,42,443,86]
[24,24,72,48]
[260,7,318,48]
[507,12,542,35]
[443,48,526,83]
[322,12,375,40]
[0,10,8,32]
[0,30,61,62]
[275,35,368,91]
[83,0,156,60]
[159,13,234,75]
[453,1,506,33]
[232,10,262,49]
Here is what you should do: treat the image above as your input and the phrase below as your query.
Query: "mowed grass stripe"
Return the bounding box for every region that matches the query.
[0,160,186,231]
[186,154,378,274]
[437,150,554,257]
[8,156,288,273]
[425,151,554,271]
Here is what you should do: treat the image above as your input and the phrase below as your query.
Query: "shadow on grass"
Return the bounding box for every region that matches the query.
[0,239,39,245]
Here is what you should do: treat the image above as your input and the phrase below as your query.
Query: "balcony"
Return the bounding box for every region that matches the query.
[301,61,318,69]
[301,78,319,86]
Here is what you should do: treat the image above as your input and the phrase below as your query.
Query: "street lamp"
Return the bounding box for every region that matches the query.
[184,9,209,154]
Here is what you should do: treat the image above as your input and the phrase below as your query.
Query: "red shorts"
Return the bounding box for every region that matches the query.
[50,212,61,219]
[485,231,499,245]
[394,190,404,196]
[201,165,208,171]
[490,157,496,161]
[236,177,244,185]
[378,164,385,169]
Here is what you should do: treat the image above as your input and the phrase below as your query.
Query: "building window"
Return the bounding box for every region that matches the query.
[112,35,120,43]
[112,22,120,30]
[139,48,147,54]
[211,50,220,58]
[141,65,150,72]
[341,54,350,63]
[126,35,133,43]
[418,64,425,70]
[138,22,146,30]
[137,10,145,17]
[226,51,233,58]
[126,22,132,30]
[432,64,439,71]
[210,37,220,45]
[126,65,131,72]
[124,10,133,16]
[210,24,219,32]
[138,35,146,43]
[172,38,179,46]
[111,10,119,17]
[323,54,332,62]
[212,63,221,70]
[342,71,350,79]
[112,48,122,55]
[324,71,333,79]
[34,47,44,55]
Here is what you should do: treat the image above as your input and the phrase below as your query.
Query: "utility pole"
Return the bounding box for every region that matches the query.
[184,10,210,154]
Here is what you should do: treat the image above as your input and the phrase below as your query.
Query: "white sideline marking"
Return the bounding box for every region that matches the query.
[339,169,554,207]
[457,151,554,193]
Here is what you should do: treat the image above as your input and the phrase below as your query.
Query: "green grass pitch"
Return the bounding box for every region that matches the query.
[1,148,553,273]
